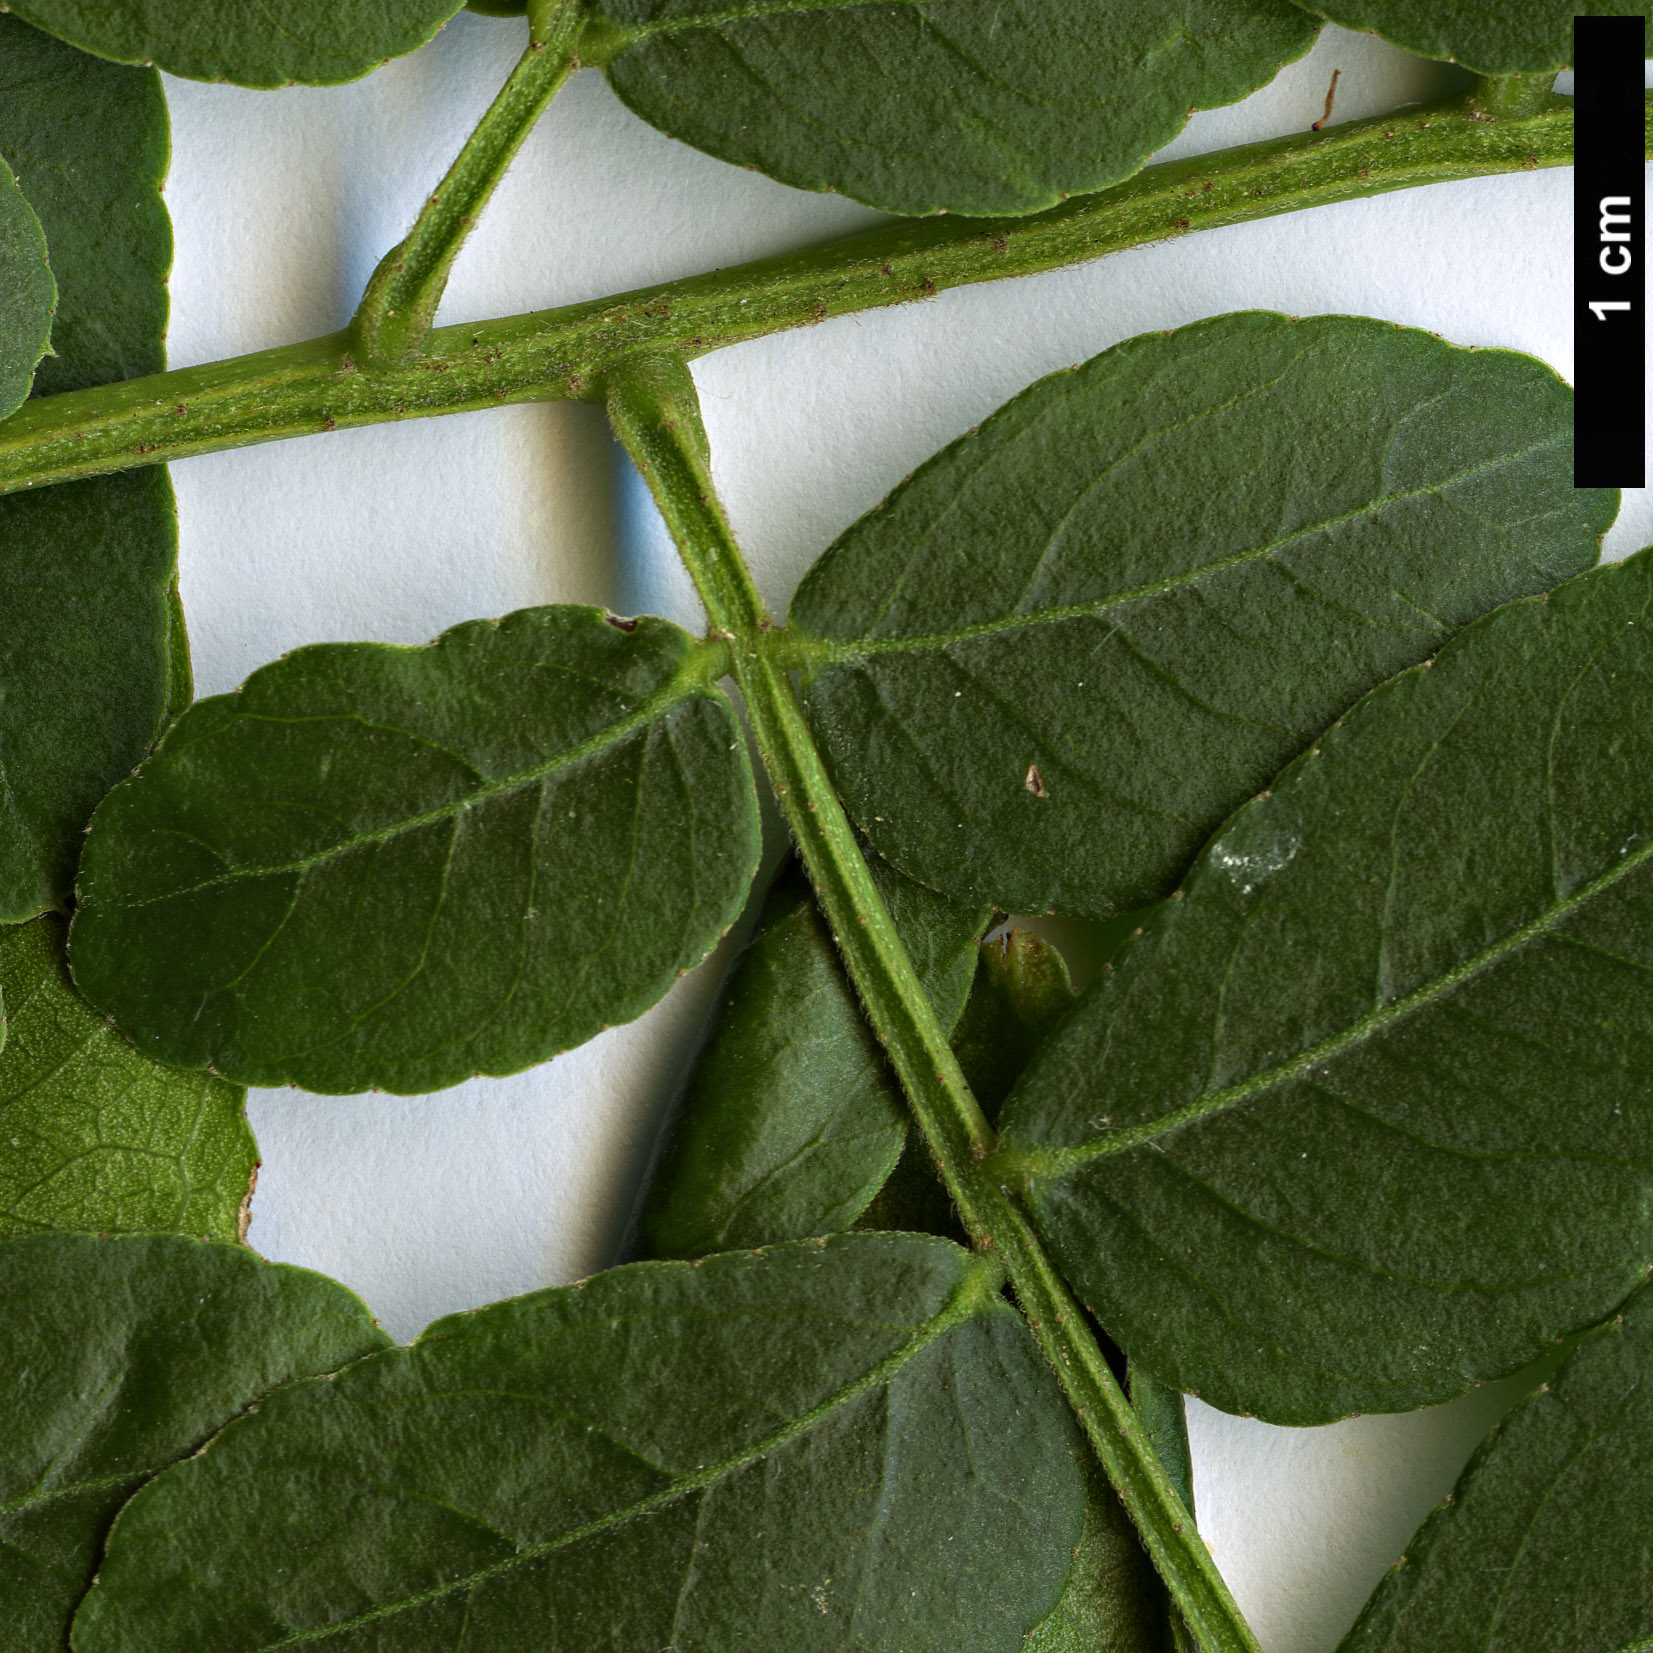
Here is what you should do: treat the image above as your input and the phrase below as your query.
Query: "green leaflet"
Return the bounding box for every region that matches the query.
[0,16,169,397]
[0,152,53,421]
[0,1233,389,1653]
[1027,1457,1167,1653]
[951,928,1078,1119]
[787,311,1614,921]
[0,471,180,922]
[0,17,182,922]
[636,854,986,1258]
[75,1234,1087,1653]
[0,915,254,1241]
[70,607,762,1095]
[163,574,194,727]
[1000,547,1653,1426]
[584,0,1318,217]
[1289,0,1647,76]
[5,0,466,88]
[1338,1282,1653,1653]
[1131,1365,1195,1520]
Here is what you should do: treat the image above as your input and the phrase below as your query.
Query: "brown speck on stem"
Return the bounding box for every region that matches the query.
[605,613,639,632]
[1024,763,1047,797]
[1311,67,1341,131]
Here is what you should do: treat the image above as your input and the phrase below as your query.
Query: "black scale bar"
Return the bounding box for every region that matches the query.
[1574,15,1646,489]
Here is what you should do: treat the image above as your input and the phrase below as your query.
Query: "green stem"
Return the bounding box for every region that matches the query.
[1468,73,1556,119]
[605,355,1264,1653]
[0,91,1604,498]
[351,0,584,365]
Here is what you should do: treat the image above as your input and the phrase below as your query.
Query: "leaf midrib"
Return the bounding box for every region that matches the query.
[788,443,1558,667]
[1020,833,1653,1180]
[95,661,716,914]
[252,1259,999,1648]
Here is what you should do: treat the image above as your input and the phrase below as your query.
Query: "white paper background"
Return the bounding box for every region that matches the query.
[153,20,1653,1653]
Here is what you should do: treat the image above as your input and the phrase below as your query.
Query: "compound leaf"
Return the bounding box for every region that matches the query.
[0,17,182,922]
[1339,1282,1653,1653]
[1001,548,1653,1424]
[74,1234,1087,1653]
[636,854,986,1259]
[0,151,53,420]
[0,915,254,1241]
[1288,0,1646,76]
[70,607,762,1095]
[787,312,1614,920]
[0,1232,389,1653]
[586,0,1318,216]
[4,0,466,89]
